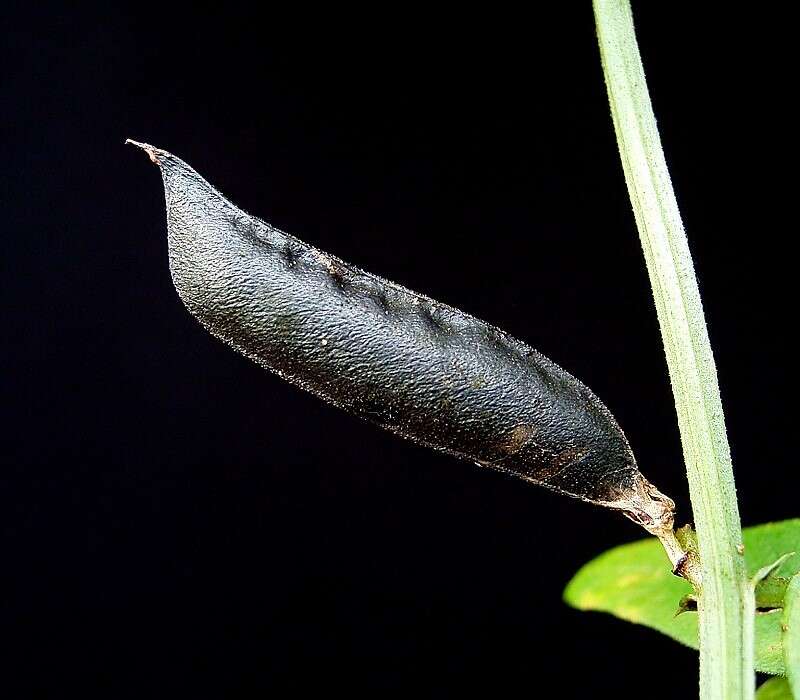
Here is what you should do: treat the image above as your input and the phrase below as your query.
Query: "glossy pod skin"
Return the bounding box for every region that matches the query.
[130,141,674,531]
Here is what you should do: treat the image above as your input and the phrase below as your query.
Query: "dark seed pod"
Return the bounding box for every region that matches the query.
[129,140,675,534]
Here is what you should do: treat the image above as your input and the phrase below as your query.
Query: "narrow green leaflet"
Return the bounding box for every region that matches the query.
[756,677,793,699]
[564,519,799,675]
[784,575,800,695]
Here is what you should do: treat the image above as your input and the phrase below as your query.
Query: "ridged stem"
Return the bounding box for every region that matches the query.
[592,2,752,698]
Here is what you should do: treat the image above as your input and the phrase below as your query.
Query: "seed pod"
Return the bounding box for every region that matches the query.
[129,140,675,535]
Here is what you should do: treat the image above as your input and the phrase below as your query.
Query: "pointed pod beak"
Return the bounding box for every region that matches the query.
[125,139,166,165]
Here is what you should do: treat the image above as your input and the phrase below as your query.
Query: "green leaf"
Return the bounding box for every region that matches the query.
[754,554,796,588]
[757,575,792,611]
[564,519,799,675]
[756,676,793,700]
[784,575,800,696]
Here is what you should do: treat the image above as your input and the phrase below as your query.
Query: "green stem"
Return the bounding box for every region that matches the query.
[591,2,752,698]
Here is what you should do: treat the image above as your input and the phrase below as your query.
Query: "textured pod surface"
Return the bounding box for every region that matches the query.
[130,141,673,528]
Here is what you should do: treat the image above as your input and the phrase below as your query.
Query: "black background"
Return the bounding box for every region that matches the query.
[4,3,796,697]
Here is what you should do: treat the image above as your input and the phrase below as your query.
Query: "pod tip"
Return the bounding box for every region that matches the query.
[125,139,162,165]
